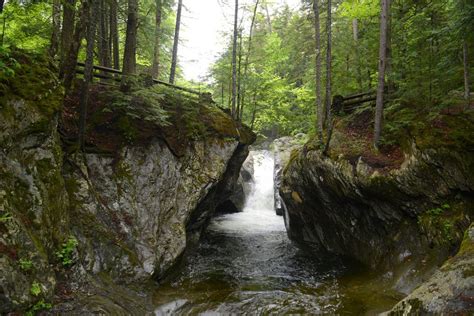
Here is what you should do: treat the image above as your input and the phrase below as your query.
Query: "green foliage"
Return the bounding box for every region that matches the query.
[30,281,41,297]
[210,0,473,140]
[19,258,34,271]
[105,85,170,127]
[417,202,463,245]
[1,1,51,51]
[0,211,13,222]
[0,47,20,80]
[26,299,52,316]
[55,237,78,267]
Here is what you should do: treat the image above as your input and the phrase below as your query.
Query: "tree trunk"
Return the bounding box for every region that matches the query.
[78,0,99,149]
[109,0,120,70]
[324,0,332,130]
[353,18,363,90]
[250,91,257,129]
[170,0,183,84]
[1,14,6,46]
[49,0,61,58]
[231,0,239,118]
[62,0,90,94]
[0,1,4,14]
[236,30,243,120]
[98,0,111,68]
[122,0,139,78]
[313,0,323,145]
[464,40,471,110]
[323,0,333,154]
[373,0,390,149]
[151,0,163,78]
[240,0,260,121]
[60,0,77,78]
[263,0,272,33]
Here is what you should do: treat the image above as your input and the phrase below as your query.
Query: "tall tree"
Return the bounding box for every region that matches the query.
[49,0,61,58]
[352,18,363,90]
[78,0,99,149]
[152,0,163,78]
[60,0,77,78]
[236,30,243,120]
[263,0,272,33]
[62,0,90,93]
[231,0,239,118]
[122,0,139,77]
[312,0,323,144]
[323,0,333,154]
[373,0,390,149]
[109,0,120,70]
[98,0,111,68]
[239,0,260,121]
[170,0,183,84]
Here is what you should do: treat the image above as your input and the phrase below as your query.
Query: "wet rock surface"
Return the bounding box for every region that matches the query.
[389,224,474,314]
[280,141,473,311]
[216,150,255,215]
[272,134,306,216]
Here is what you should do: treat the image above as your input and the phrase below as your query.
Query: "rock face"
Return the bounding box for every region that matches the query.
[67,139,244,282]
[0,53,254,313]
[0,58,68,312]
[272,134,306,215]
[216,150,254,214]
[280,143,473,294]
[389,223,474,314]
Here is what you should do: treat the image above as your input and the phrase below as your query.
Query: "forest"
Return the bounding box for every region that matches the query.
[1,0,472,146]
[1,0,473,314]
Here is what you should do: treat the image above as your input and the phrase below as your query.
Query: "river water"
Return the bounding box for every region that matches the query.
[153,151,402,315]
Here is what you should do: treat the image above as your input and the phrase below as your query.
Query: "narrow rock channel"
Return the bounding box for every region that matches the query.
[152,151,402,314]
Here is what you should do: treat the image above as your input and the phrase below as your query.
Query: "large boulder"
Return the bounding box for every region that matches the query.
[281,141,473,295]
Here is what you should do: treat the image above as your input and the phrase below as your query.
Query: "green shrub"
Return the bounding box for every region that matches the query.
[26,299,52,316]
[19,258,33,271]
[55,237,78,267]
[30,281,41,296]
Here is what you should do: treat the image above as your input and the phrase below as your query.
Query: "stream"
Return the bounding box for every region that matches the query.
[153,151,402,315]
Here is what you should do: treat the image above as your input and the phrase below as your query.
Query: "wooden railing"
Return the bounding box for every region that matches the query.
[333,90,376,113]
[75,62,206,97]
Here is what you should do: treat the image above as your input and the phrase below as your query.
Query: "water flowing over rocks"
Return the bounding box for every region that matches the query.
[280,140,473,311]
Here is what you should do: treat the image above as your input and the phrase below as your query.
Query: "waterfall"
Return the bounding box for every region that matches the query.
[209,150,285,234]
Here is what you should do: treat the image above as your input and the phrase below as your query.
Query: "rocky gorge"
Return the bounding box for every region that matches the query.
[1,52,473,315]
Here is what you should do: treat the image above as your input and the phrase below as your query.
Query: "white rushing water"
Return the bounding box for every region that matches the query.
[154,150,349,315]
[208,150,286,234]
